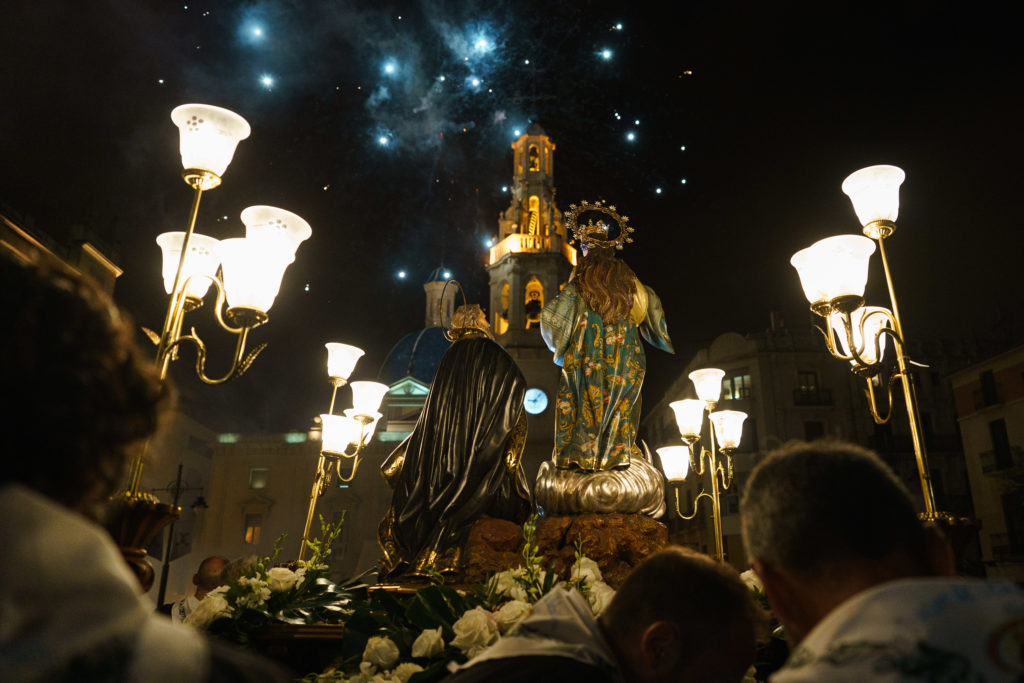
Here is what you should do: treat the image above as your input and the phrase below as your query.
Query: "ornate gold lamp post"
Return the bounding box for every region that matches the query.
[298,343,388,561]
[789,164,940,519]
[109,104,311,589]
[656,368,747,561]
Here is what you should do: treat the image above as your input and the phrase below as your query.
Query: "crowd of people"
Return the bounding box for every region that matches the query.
[2,248,1023,682]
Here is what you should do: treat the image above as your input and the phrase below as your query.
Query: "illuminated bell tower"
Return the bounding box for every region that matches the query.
[486,124,577,480]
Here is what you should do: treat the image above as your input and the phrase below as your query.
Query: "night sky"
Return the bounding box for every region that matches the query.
[2,1,1021,432]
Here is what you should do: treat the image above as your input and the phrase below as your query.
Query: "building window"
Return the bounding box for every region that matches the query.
[726,495,739,515]
[249,468,268,490]
[244,514,262,545]
[797,371,818,393]
[980,370,999,406]
[723,374,752,400]
[794,371,832,406]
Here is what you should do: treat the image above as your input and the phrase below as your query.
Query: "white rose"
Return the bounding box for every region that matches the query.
[392,662,424,683]
[267,566,302,592]
[183,586,231,628]
[586,581,616,616]
[493,600,532,634]
[411,626,445,658]
[488,568,528,601]
[571,557,603,585]
[450,606,499,657]
[363,636,400,670]
[740,569,763,593]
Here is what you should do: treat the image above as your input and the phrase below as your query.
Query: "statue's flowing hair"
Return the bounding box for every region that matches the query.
[575,247,636,323]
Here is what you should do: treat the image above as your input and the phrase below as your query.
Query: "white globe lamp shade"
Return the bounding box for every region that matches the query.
[830,305,891,365]
[670,399,705,439]
[156,232,220,299]
[689,368,725,403]
[710,410,747,450]
[170,104,251,178]
[240,205,312,258]
[350,381,389,415]
[326,343,364,381]
[790,235,875,305]
[344,408,383,444]
[656,446,690,482]
[842,165,905,227]
[217,237,295,314]
[320,414,361,454]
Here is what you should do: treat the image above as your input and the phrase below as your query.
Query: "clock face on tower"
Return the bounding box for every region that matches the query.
[523,387,548,414]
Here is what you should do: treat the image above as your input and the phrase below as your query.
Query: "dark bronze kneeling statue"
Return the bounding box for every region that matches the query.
[378,303,533,579]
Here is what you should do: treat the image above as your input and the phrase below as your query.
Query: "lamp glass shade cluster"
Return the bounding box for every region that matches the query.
[326,343,365,381]
[841,164,905,226]
[666,368,748,450]
[656,446,690,482]
[170,104,251,177]
[161,105,311,319]
[318,346,389,457]
[790,235,875,306]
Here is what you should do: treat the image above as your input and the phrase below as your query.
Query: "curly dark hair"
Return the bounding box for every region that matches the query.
[574,247,637,323]
[0,249,169,509]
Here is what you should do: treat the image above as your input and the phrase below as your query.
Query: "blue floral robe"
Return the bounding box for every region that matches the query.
[541,279,673,471]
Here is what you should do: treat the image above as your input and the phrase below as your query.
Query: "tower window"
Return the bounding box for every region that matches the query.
[528,145,540,171]
[527,195,541,236]
[525,277,544,329]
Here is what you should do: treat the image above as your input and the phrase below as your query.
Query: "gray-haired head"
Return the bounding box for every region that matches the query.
[740,439,928,578]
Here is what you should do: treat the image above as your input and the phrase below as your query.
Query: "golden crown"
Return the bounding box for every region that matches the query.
[565,199,634,251]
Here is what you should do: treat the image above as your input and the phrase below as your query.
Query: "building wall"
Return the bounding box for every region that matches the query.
[185,429,392,592]
[950,345,1024,581]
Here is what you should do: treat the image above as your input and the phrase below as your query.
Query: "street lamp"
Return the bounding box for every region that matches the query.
[298,342,388,561]
[110,104,310,589]
[152,464,207,607]
[656,368,747,561]
[789,164,940,519]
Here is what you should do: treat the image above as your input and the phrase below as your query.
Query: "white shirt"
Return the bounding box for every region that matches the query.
[0,485,209,682]
[771,577,1024,682]
[171,595,200,624]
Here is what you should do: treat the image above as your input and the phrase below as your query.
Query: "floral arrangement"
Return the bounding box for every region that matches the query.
[185,516,361,645]
[185,513,614,682]
[302,515,616,683]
